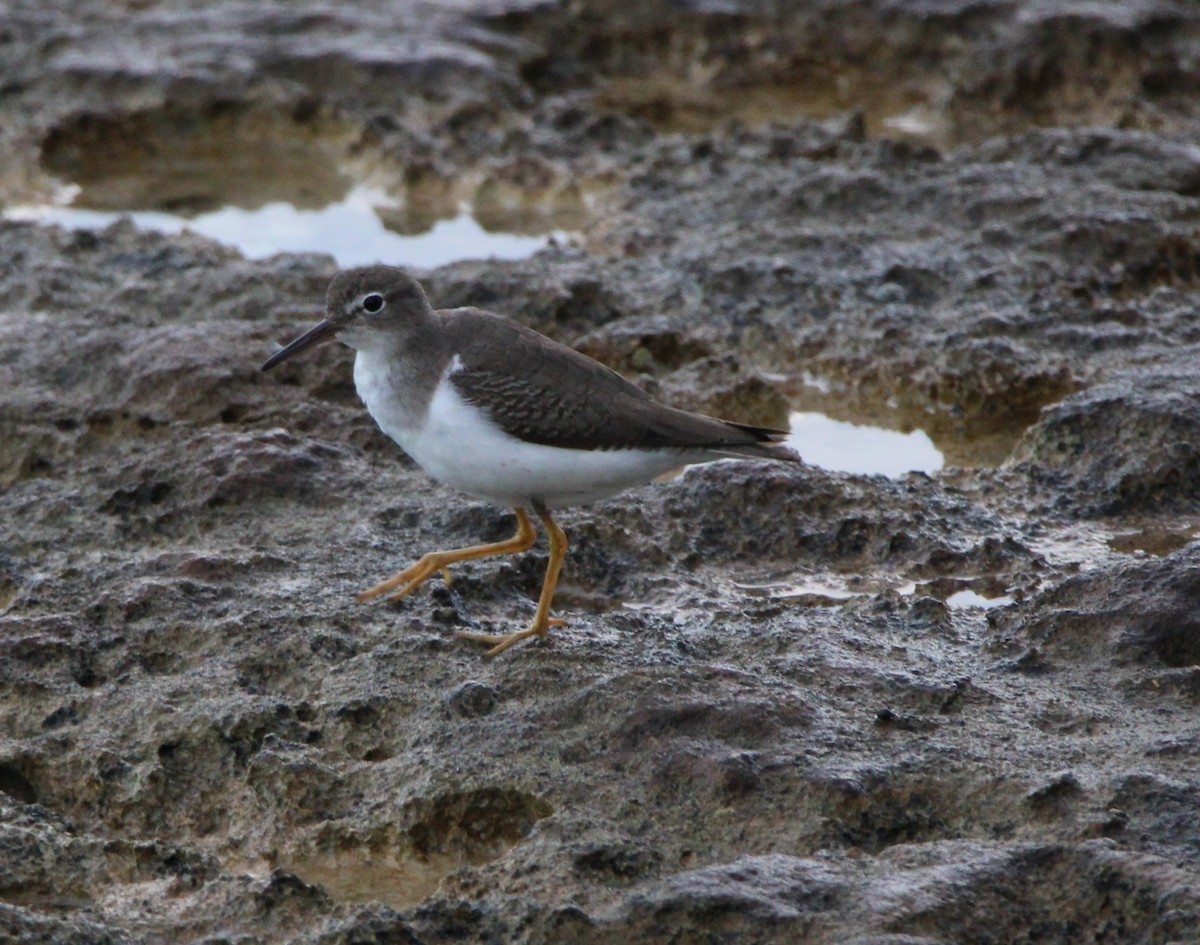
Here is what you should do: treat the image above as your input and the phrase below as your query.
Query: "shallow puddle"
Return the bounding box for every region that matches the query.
[734,575,915,606]
[735,577,864,606]
[5,186,569,268]
[1106,524,1197,557]
[785,411,943,478]
[10,99,587,267]
[595,71,952,147]
[944,589,1014,610]
[775,370,1028,471]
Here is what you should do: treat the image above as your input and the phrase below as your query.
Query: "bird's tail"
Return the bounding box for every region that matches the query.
[714,420,803,463]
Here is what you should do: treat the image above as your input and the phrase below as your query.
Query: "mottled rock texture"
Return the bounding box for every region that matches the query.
[3,1,1200,943]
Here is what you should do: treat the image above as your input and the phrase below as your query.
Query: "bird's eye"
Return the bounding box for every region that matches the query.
[362,293,385,314]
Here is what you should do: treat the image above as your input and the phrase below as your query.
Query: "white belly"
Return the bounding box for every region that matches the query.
[354,350,688,508]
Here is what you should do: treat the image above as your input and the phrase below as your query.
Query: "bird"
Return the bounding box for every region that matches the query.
[262,265,800,655]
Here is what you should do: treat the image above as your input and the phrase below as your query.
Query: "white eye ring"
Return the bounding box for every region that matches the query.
[362,293,385,314]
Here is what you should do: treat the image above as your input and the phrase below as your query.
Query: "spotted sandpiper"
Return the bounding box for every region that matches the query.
[263,265,800,655]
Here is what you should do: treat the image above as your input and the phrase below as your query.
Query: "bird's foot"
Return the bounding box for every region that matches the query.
[356,553,456,603]
[457,615,566,656]
[357,510,538,605]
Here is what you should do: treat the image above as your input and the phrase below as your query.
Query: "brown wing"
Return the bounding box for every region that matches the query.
[441,309,798,459]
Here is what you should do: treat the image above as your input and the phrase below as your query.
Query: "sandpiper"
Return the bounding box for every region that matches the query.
[263,265,800,655]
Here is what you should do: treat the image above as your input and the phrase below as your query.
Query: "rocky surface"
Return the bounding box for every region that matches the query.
[3,0,1200,942]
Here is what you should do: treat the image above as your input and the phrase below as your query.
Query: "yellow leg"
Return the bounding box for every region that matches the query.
[458,506,567,656]
[357,508,536,603]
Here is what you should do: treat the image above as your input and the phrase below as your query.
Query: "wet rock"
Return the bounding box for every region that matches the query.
[444,681,499,719]
[5,0,1200,942]
[320,908,424,945]
[571,315,714,375]
[405,787,553,861]
[873,842,1200,944]
[652,462,1017,578]
[1109,773,1200,865]
[614,683,815,751]
[657,356,792,429]
[989,543,1200,669]
[1011,365,1200,515]
[1025,772,1085,819]
[0,798,221,919]
[945,4,1197,144]
[548,842,1200,943]
[0,906,134,945]
[975,128,1200,197]
[615,854,844,932]
[426,258,629,339]
[572,840,662,883]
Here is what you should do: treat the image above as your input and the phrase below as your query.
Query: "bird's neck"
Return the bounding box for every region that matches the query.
[351,327,450,443]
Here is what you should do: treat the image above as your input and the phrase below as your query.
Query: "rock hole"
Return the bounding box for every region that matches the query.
[275,787,553,910]
[0,764,37,804]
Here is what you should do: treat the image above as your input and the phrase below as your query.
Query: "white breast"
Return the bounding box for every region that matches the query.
[353,345,425,455]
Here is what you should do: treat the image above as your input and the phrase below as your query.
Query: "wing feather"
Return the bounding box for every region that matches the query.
[441,309,798,460]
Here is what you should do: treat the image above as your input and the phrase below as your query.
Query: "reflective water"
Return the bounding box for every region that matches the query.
[785,411,943,478]
[4,185,567,268]
[944,589,1014,610]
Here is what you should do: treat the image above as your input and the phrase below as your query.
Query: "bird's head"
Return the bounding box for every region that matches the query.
[261,265,433,371]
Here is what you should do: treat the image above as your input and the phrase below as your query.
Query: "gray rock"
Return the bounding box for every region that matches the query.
[3,1,1200,943]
